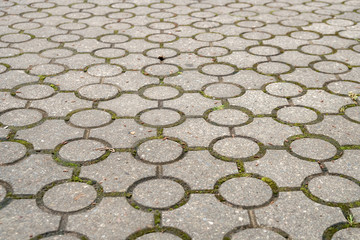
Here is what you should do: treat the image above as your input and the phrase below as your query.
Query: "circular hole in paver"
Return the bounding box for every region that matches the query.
[212,137,260,160]
[139,108,182,127]
[276,106,319,124]
[142,85,180,100]
[192,20,222,29]
[99,34,130,44]
[0,141,27,165]
[146,33,178,43]
[86,64,123,77]
[111,2,136,9]
[137,138,184,164]
[290,138,337,161]
[200,63,237,76]
[15,84,56,100]
[0,33,32,43]
[22,11,50,19]
[43,182,98,213]
[58,22,87,30]
[30,2,56,9]
[49,34,81,43]
[203,83,244,99]
[256,62,292,75]
[142,63,181,77]
[147,21,177,30]
[78,83,120,101]
[28,63,66,76]
[280,19,310,27]
[266,2,291,8]
[247,45,281,56]
[107,12,135,19]
[69,109,112,128]
[325,80,360,96]
[338,30,360,39]
[131,178,185,209]
[40,48,74,59]
[103,22,133,30]
[144,47,179,59]
[231,228,288,240]
[307,175,360,204]
[290,31,321,40]
[0,47,21,57]
[345,106,360,123]
[196,46,230,57]
[218,176,274,208]
[190,11,217,18]
[235,20,265,28]
[0,108,44,127]
[11,22,41,30]
[299,44,334,55]
[194,32,225,42]
[265,82,304,97]
[58,139,108,163]
[332,228,360,240]
[207,108,251,126]
[226,2,252,8]
[326,18,355,27]
[311,60,349,74]
[93,48,127,58]
[241,31,273,40]
[150,3,175,9]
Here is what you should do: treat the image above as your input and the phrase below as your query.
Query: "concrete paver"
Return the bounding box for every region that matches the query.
[1,0,360,239]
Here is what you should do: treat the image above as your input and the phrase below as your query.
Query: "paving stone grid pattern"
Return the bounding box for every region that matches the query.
[1,0,360,239]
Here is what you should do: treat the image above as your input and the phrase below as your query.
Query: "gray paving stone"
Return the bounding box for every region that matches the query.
[55,54,104,70]
[137,139,183,164]
[164,71,217,91]
[229,90,288,115]
[245,150,320,187]
[235,118,302,145]
[292,90,353,113]
[16,84,55,100]
[104,71,158,91]
[67,198,153,239]
[165,118,228,147]
[0,70,38,89]
[164,93,220,115]
[31,93,92,117]
[213,136,260,159]
[308,115,360,145]
[163,151,238,189]
[163,194,249,240]
[90,119,155,148]
[256,192,344,240]
[16,120,83,150]
[276,106,318,124]
[0,200,60,240]
[326,150,360,178]
[80,153,155,192]
[47,71,100,91]
[0,154,70,194]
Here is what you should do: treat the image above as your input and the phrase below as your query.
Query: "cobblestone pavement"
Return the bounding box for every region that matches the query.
[1,0,360,239]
